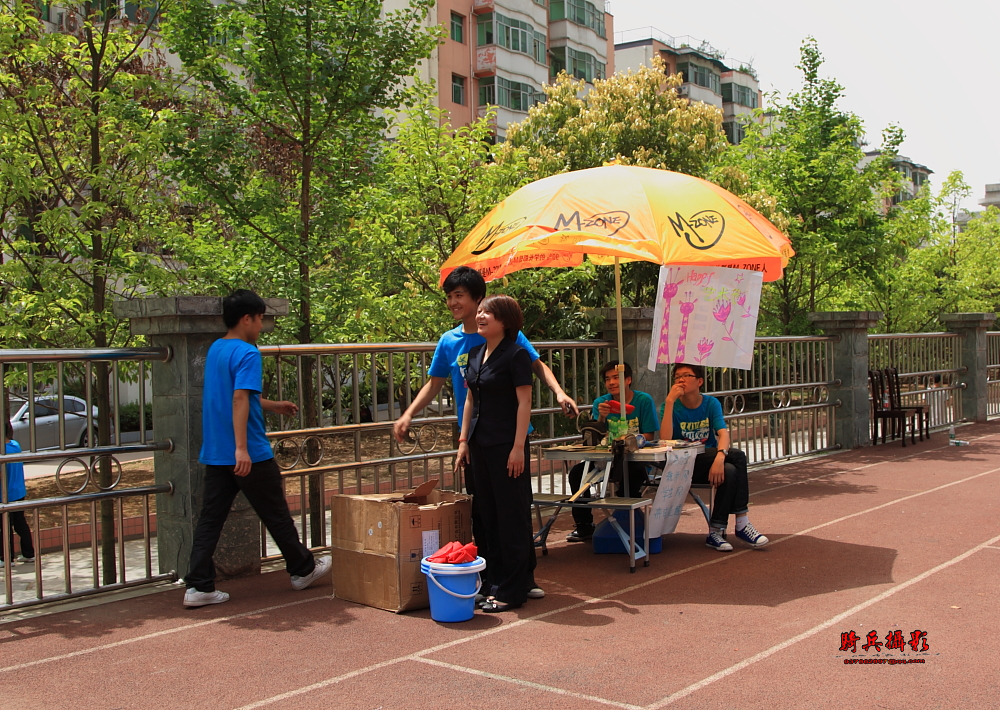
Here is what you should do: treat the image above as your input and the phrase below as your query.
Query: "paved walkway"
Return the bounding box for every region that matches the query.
[2,422,998,709]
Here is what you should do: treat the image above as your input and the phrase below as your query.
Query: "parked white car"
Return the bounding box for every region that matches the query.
[8,396,100,450]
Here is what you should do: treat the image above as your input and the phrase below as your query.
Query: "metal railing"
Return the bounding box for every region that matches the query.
[256,340,613,556]
[702,336,839,465]
[988,332,1000,418]
[868,333,964,428]
[1,347,174,612]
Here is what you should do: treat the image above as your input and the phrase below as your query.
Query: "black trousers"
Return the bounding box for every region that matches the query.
[691,448,750,528]
[0,508,35,560]
[186,458,314,592]
[567,461,648,528]
[468,439,533,605]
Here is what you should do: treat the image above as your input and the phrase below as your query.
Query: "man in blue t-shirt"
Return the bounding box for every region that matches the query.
[183,290,331,607]
[566,361,660,542]
[393,266,578,437]
[661,363,769,552]
[2,421,35,567]
[392,266,578,601]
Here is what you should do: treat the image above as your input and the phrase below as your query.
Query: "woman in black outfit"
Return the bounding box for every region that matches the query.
[455,295,534,613]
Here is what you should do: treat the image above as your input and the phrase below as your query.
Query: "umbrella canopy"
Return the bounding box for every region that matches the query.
[439,165,793,431]
[440,165,793,285]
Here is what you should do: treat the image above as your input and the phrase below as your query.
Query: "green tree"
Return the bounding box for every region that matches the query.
[0,0,182,582]
[725,38,902,334]
[162,0,438,542]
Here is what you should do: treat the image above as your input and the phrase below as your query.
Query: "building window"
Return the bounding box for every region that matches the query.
[477,12,546,65]
[677,62,721,94]
[723,121,746,145]
[550,46,605,83]
[450,12,464,43]
[452,75,466,106]
[532,31,546,64]
[549,0,605,38]
[478,76,543,112]
[721,82,757,108]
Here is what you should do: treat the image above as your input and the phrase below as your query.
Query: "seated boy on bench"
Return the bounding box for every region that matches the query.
[661,363,768,551]
[566,361,659,543]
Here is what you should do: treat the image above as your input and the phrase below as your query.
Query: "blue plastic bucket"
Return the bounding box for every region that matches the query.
[420,556,486,623]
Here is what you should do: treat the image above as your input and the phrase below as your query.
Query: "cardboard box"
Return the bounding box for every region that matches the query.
[330,479,472,613]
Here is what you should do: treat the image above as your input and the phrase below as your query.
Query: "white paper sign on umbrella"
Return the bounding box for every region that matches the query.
[647,266,763,372]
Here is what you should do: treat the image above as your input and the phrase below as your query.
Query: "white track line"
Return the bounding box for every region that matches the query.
[645,531,1000,709]
[0,595,328,674]
[230,465,1000,709]
[414,657,644,710]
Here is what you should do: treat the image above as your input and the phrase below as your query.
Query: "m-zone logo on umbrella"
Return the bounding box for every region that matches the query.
[471,217,527,255]
[669,210,725,250]
[553,210,630,236]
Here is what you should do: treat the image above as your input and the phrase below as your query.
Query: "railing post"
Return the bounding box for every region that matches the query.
[113,297,289,582]
[808,311,883,449]
[940,313,997,423]
[597,307,669,404]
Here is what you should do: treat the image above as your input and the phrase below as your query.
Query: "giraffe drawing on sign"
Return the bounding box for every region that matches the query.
[656,268,686,362]
[675,292,697,363]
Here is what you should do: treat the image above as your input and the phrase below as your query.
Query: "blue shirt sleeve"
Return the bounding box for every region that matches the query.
[427,332,452,378]
[635,392,659,435]
[515,331,539,362]
[233,346,263,393]
[708,396,727,433]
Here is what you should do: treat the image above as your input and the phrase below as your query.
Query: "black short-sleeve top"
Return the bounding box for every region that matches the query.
[466,337,534,448]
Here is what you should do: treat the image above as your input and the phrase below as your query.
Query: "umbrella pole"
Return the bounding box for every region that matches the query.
[615,258,627,430]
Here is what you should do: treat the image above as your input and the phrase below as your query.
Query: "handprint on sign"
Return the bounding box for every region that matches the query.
[674,292,697,363]
[656,268,685,362]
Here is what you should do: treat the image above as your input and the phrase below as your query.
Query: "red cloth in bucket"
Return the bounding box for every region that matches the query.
[428,541,478,564]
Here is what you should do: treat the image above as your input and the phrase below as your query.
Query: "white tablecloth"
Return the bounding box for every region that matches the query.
[647,448,698,537]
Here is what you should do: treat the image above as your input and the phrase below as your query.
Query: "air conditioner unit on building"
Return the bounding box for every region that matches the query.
[677,85,690,97]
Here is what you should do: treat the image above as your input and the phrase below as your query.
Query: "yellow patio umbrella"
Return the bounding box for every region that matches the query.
[440,164,794,424]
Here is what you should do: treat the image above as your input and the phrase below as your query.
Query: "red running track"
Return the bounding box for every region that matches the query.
[2,422,999,709]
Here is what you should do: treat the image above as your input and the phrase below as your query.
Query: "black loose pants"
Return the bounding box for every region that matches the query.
[0,508,35,561]
[691,448,750,528]
[186,458,314,592]
[468,439,532,605]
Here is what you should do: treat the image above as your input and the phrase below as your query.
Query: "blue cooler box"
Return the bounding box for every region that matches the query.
[592,509,662,554]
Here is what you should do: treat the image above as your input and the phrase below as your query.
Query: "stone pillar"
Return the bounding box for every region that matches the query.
[113,296,289,581]
[807,311,883,449]
[598,307,671,405]
[940,313,997,423]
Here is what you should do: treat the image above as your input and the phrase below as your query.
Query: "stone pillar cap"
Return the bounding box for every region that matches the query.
[114,296,290,336]
[807,311,883,329]
[114,296,289,319]
[940,313,997,328]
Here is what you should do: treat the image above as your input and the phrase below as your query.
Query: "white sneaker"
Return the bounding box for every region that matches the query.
[184,588,230,607]
[16,556,35,564]
[291,555,332,591]
[527,587,545,599]
[0,559,4,569]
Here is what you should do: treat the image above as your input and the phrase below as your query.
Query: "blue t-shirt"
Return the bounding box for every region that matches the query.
[592,391,660,437]
[428,325,539,423]
[670,394,727,448]
[3,440,26,502]
[199,338,273,466]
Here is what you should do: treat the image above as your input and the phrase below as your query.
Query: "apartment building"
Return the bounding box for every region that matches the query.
[980,183,1000,210]
[859,151,933,206]
[425,0,614,139]
[613,28,761,145]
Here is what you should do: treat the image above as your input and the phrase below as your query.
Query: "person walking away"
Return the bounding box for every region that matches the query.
[2,421,35,568]
[183,290,331,607]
